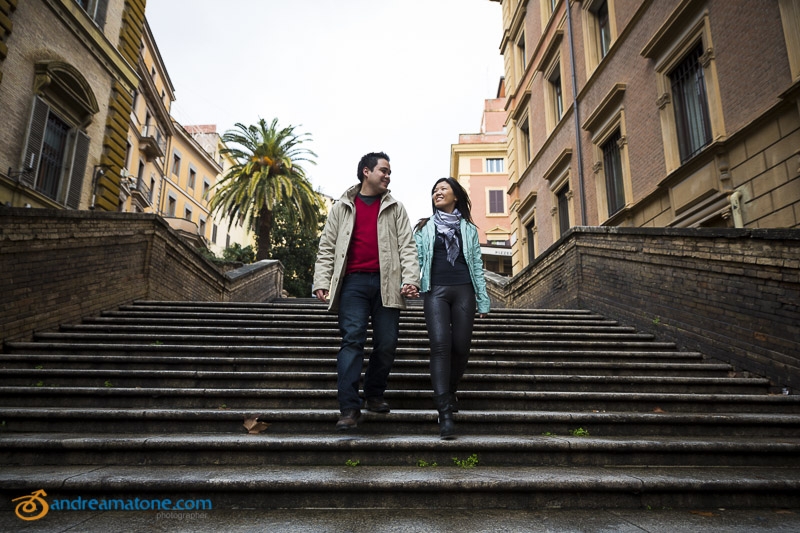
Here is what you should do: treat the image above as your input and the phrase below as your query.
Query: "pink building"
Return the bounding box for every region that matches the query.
[450,79,516,276]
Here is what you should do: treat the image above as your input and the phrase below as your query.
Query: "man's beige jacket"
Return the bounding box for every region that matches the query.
[313,184,421,312]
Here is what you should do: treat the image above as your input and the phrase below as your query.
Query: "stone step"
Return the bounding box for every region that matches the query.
[66,323,638,335]
[128,301,594,316]
[0,369,768,394]
[3,343,691,361]
[2,465,798,509]
[33,331,662,346]
[4,408,798,436]
[5,508,797,532]
[109,308,604,321]
[0,353,734,376]
[2,387,797,412]
[3,433,799,467]
[84,316,624,329]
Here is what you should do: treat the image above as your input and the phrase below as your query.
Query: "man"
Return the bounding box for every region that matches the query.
[313,152,420,431]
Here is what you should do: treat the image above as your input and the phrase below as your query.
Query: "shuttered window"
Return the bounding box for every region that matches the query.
[21,96,90,207]
[37,112,70,200]
[66,131,89,208]
[489,190,505,214]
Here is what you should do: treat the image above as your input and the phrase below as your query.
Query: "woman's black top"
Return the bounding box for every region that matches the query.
[430,230,472,286]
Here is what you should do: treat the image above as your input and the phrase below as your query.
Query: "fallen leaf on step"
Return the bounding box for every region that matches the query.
[774,510,795,515]
[652,407,666,413]
[243,416,269,434]
[689,511,717,517]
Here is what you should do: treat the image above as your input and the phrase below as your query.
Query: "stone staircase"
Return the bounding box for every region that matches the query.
[1,299,799,511]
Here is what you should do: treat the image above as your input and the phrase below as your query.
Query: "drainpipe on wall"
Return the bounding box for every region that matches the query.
[159,135,171,216]
[565,0,587,225]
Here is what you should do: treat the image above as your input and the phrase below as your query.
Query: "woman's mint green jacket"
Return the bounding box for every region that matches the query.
[414,218,491,314]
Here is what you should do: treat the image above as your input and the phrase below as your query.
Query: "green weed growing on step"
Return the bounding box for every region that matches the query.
[34,381,44,387]
[569,428,590,437]
[345,459,360,467]
[652,317,661,326]
[417,460,438,467]
[150,340,164,345]
[104,380,113,388]
[1,421,6,429]
[34,365,44,370]
[452,454,479,468]
[542,432,557,436]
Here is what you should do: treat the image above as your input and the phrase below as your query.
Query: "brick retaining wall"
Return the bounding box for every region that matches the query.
[0,209,282,342]
[496,227,800,391]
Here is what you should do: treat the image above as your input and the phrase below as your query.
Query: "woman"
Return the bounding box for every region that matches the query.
[414,177,490,439]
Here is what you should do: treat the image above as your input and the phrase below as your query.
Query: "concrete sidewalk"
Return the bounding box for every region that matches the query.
[1,508,798,532]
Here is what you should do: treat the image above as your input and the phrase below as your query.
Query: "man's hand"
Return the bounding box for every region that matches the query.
[314,289,329,303]
[401,284,419,299]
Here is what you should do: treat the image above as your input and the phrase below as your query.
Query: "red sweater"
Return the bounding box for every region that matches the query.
[346,196,380,274]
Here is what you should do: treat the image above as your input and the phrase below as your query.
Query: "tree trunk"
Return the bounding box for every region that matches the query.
[256,206,273,261]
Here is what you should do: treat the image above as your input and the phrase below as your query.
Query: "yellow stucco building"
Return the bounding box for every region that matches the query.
[119,19,254,253]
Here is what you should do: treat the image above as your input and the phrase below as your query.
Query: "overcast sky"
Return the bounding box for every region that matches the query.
[147,0,504,225]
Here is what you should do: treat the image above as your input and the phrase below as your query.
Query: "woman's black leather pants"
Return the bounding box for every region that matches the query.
[423,284,476,396]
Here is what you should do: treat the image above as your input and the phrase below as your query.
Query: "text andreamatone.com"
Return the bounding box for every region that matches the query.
[49,496,212,511]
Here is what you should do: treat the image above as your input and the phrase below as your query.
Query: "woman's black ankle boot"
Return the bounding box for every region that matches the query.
[433,393,455,440]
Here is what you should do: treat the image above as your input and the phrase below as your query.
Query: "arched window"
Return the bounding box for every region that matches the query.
[19,61,98,208]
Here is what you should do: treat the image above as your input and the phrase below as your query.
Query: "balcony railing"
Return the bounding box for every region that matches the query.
[140,123,167,159]
[133,177,152,205]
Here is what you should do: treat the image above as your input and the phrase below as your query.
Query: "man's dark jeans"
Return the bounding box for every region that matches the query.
[337,272,400,411]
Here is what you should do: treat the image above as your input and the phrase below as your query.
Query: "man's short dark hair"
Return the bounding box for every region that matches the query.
[357,152,390,182]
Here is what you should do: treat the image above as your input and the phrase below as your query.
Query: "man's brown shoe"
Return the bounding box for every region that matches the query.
[336,409,361,431]
[364,396,390,413]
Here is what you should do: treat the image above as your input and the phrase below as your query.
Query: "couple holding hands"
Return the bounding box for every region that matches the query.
[313,151,490,440]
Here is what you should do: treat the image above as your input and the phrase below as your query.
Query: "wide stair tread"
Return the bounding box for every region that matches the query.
[3,407,799,436]
[2,465,799,509]
[2,432,799,467]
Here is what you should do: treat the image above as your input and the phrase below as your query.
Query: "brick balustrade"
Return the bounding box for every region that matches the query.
[489,226,800,391]
[0,208,283,342]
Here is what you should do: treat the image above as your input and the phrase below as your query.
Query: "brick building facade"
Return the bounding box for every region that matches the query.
[494,0,800,275]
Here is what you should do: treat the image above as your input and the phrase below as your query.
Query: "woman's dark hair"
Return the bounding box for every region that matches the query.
[415,177,475,232]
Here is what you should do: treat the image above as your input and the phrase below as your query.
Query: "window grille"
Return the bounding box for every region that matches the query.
[602,130,625,216]
[669,43,712,162]
[557,188,570,236]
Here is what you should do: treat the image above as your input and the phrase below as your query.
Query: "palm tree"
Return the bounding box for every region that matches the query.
[208,118,321,261]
